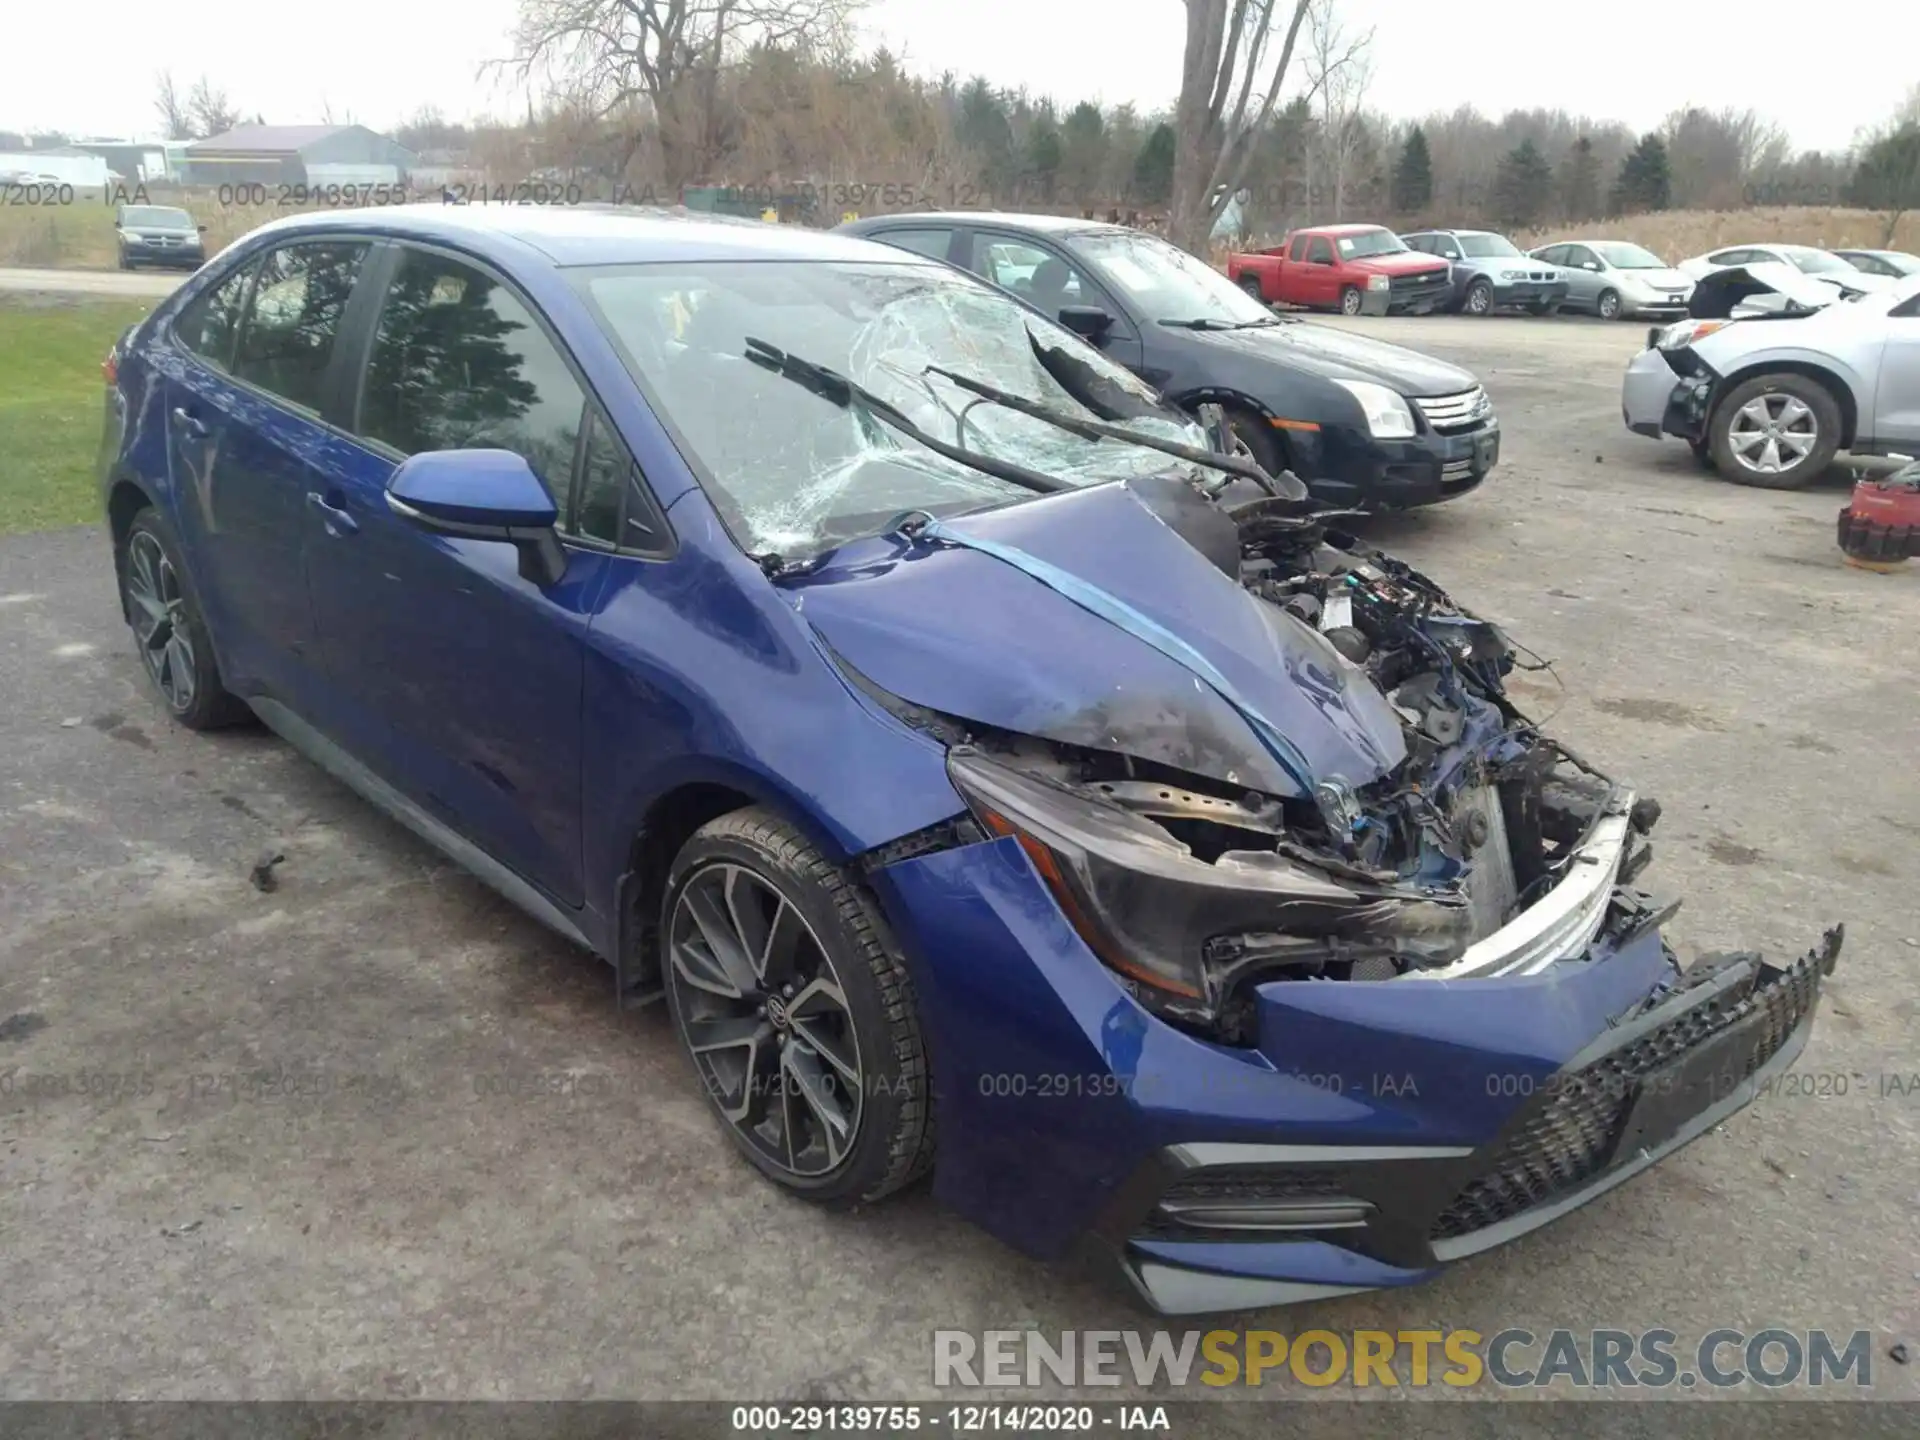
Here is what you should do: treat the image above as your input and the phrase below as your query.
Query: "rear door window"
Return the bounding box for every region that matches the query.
[232,241,369,413]
[173,259,257,371]
[869,228,957,263]
[1288,234,1310,261]
[1307,237,1335,265]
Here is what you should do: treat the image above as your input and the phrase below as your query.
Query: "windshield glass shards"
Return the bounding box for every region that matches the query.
[579,260,1207,558]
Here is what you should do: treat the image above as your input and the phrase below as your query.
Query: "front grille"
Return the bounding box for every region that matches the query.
[1390,271,1450,294]
[1414,387,1493,433]
[1430,948,1826,1242]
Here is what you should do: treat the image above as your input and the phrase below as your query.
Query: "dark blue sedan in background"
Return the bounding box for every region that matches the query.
[99,204,1838,1314]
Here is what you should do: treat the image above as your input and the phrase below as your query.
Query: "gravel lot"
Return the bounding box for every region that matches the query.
[2,309,1917,1420]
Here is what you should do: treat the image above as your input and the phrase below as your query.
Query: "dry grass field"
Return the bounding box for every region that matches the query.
[5,186,1916,273]
[1513,206,1919,259]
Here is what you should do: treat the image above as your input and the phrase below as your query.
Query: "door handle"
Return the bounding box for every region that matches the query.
[306,491,359,536]
[171,406,210,439]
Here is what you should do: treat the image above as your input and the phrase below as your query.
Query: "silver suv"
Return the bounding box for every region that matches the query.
[1402,229,1569,317]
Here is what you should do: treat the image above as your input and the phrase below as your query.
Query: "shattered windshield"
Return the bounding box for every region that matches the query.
[578,260,1204,558]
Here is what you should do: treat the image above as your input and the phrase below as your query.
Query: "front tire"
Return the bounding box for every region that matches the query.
[1707,374,1841,489]
[1338,285,1364,316]
[120,509,250,729]
[1596,288,1621,320]
[661,807,934,1207]
[1463,280,1493,316]
[1224,406,1288,481]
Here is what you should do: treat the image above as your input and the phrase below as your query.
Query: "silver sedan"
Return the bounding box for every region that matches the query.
[1529,240,1694,320]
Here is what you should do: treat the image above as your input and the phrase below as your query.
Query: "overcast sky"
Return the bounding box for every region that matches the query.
[2,0,1902,155]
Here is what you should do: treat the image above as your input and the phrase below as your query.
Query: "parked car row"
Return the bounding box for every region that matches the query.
[100,201,1840,1317]
[1225,221,1920,324]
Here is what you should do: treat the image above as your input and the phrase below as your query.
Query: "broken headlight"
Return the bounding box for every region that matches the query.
[946,748,1459,1027]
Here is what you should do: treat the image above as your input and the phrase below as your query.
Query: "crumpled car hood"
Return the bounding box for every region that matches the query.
[779,477,1409,799]
[1189,320,1477,396]
[1687,261,1866,317]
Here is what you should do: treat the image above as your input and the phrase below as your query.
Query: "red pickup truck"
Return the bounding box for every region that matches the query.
[1228,224,1454,317]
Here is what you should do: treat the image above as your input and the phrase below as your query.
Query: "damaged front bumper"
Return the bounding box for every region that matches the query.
[1621,344,1713,442]
[870,831,1842,1315]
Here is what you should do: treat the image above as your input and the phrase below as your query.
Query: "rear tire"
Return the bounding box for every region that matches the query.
[660,807,935,1207]
[1527,300,1560,316]
[1237,274,1266,303]
[1707,373,1841,490]
[120,508,250,730]
[1338,286,1364,316]
[1596,289,1621,320]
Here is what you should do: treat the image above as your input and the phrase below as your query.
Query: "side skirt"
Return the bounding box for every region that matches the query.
[249,695,595,955]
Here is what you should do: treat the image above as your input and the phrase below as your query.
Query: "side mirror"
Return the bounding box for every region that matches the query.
[386,449,569,587]
[1057,305,1114,341]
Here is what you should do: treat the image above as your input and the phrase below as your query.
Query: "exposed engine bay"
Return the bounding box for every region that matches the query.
[921,467,1668,1043]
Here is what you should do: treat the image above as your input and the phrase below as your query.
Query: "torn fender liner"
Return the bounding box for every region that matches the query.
[780,479,1408,798]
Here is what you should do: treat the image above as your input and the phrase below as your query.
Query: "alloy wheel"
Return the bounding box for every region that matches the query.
[1598,290,1620,319]
[1341,289,1363,316]
[1727,393,1818,476]
[124,530,197,713]
[666,862,864,1178]
[1466,284,1491,315]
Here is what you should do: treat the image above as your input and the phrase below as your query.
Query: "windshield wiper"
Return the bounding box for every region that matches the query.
[922,363,1303,499]
[1158,316,1284,330]
[743,337,1070,497]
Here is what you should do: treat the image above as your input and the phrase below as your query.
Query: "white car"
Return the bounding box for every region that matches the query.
[1677,243,1898,293]
[1621,263,1920,487]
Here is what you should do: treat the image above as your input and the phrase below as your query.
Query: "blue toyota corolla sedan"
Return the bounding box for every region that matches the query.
[99,204,1840,1315]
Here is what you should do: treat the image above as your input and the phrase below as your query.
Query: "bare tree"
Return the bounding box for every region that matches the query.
[499,0,861,188]
[154,72,193,141]
[186,78,241,139]
[1169,0,1313,253]
[1302,0,1372,220]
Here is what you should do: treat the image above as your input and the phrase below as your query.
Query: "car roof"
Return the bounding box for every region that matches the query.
[225,202,923,267]
[843,210,1131,239]
[1296,222,1397,235]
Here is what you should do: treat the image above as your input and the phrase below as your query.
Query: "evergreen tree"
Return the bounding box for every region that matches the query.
[1025,105,1063,202]
[1492,139,1554,228]
[1610,133,1673,215]
[1391,126,1433,214]
[1559,136,1600,221]
[1132,122,1176,207]
[1059,101,1108,206]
